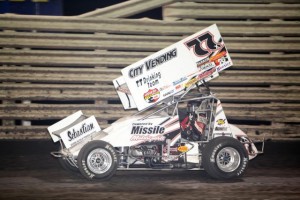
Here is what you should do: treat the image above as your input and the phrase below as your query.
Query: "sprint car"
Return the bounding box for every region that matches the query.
[48,24,263,180]
[48,83,262,180]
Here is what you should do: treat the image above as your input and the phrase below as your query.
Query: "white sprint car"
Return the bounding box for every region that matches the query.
[48,24,263,180]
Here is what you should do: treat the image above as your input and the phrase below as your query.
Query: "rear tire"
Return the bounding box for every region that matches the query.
[202,136,249,179]
[78,140,118,180]
[58,156,78,173]
[58,146,78,173]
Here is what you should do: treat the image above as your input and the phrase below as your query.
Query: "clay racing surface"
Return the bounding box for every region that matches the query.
[0,140,299,200]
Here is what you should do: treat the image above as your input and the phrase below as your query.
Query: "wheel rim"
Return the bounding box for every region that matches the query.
[216,147,241,173]
[87,148,112,174]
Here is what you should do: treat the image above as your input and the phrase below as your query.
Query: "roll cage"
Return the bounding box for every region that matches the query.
[137,81,220,142]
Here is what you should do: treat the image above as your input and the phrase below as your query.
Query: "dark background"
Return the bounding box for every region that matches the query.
[0,0,162,19]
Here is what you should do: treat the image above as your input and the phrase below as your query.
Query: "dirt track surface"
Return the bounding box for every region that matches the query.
[0,140,299,200]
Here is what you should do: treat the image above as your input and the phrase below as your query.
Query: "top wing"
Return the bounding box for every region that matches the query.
[114,24,232,111]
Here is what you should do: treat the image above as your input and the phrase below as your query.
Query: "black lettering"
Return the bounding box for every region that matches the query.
[129,64,144,78]
[67,122,95,142]
[142,127,148,134]
[185,32,221,57]
[131,126,140,134]
[159,127,165,134]
[153,126,157,134]
[131,125,165,134]
[148,127,153,134]
[198,33,217,50]
[186,39,208,56]
[88,123,94,131]
[145,48,177,71]
[68,131,73,141]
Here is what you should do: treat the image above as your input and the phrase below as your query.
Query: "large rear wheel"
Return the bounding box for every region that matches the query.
[202,136,249,179]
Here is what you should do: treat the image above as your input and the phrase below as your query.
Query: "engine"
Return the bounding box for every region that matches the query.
[130,145,159,157]
[129,145,161,167]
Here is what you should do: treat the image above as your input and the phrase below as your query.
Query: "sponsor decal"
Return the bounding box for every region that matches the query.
[178,145,188,153]
[185,32,224,57]
[197,57,209,66]
[183,67,218,90]
[163,90,174,97]
[210,51,227,62]
[130,135,165,142]
[219,56,228,65]
[128,64,143,79]
[130,122,168,141]
[143,88,160,103]
[163,146,179,154]
[216,119,226,125]
[130,123,166,141]
[215,118,228,132]
[68,123,94,142]
[215,126,228,131]
[136,71,161,88]
[131,124,165,134]
[217,61,231,72]
[197,67,216,80]
[198,62,216,72]
[214,55,228,67]
[159,84,171,92]
[173,77,187,86]
[175,84,182,90]
[128,48,177,79]
[60,116,101,149]
[185,76,198,88]
[145,48,177,71]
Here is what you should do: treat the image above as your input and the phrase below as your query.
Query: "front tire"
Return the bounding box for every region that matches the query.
[77,140,118,180]
[202,136,249,179]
